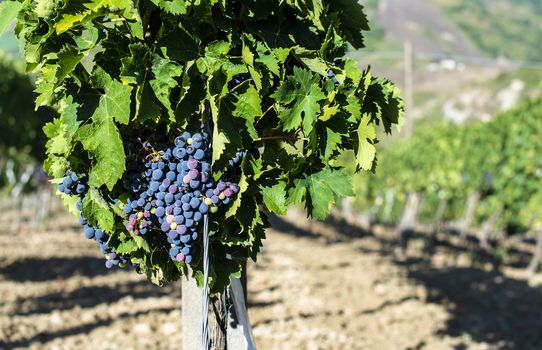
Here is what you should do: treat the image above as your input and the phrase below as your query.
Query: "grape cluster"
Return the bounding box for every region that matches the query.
[122,129,242,264]
[105,252,130,269]
[326,68,339,87]
[56,127,245,269]
[58,172,87,195]
[229,150,248,168]
[58,173,128,269]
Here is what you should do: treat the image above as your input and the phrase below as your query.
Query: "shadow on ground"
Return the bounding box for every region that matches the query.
[272,213,542,350]
[0,306,174,350]
[11,279,176,316]
[0,256,114,282]
[404,263,542,350]
[0,254,179,348]
[0,255,178,316]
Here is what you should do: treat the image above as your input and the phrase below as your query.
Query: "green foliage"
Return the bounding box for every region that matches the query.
[12,0,403,291]
[0,50,56,160]
[356,97,542,231]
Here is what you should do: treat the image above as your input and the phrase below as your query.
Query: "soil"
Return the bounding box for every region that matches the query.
[0,212,541,350]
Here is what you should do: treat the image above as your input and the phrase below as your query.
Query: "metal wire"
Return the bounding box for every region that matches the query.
[202,214,211,349]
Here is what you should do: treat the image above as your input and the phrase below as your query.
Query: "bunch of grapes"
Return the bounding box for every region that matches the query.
[58,172,87,195]
[121,129,242,264]
[58,173,129,269]
[326,68,340,87]
[105,252,130,269]
[57,126,246,270]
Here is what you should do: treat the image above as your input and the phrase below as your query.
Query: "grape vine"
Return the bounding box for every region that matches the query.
[356,97,542,232]
[2,0,403,291]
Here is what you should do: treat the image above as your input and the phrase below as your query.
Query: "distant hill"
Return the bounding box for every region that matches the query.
[429,0,542,62]
[356,0,542,127]
[364,0,542,63]
[371,0,479,56]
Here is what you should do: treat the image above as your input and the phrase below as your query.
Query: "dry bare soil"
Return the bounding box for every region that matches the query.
[0,214,541,350]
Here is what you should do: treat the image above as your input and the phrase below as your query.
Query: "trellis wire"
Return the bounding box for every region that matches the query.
[202,214,211,349]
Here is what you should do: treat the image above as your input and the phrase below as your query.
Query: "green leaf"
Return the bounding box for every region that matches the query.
[56,0,133,34]
[288,178,307,205]
[206,41,230,57]
[133,235,151,253]
[43,119,68,156]
[233,85,261,139]
[242,41,262,90]
[225,172,249,218]
[43,117,70,178]
[115,240,139,254]
[92,68,132,125]
[59,95,82,138]
[76,117,125,190]
[356,113,376,171]
[271,67,325,133]
[35,65,58,107]
[150,0,187,14]
[0,1,21,35]
[289,168,353,219]
[82,187,115,232]
[57,46,84,82]
[306,168,353,219]
[256,43,280,76]
[209,95,229,165]
[60,192,82,217]
[324,127,343,160]
[331,0,369,49]
[150,54,183,122]
[76,70,130,189]
[261,182,287,215]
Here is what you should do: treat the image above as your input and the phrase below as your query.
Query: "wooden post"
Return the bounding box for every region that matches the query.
[183,267,252,350]
[479,206,503,251]
[395,192,421,252]
[459,192,481,241]
[382,188,396,223]
[227,275,256,350]
[182,276,204,350]
[527,228,542,278]
[431,195,447,236]
[210,293,228,350]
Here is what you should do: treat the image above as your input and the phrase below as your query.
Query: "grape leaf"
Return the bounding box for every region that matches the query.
[133,235,151,253]
[225,172,248,218]
[271,67,325,134]
[115,240,138,254]
[150,0,187,14]
[150,54,183,122]
[261,182,287,215]
[0,1,21,35]
[35,65,58,107]
[76,70,130,189]
[82,188,115,232]
[356,113,377,171]
[233,85,261,139]
[291,168,353,219]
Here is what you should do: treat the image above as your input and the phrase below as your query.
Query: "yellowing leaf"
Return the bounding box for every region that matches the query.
[356,113,377,171]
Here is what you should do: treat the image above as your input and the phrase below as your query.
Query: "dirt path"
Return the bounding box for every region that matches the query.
[0,214,541,349]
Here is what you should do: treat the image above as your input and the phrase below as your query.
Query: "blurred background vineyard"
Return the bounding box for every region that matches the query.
[2,1,542,349]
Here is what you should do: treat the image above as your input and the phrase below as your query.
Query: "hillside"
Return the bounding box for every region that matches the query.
[363,0,542,63]
[355,0,542,126]
[429,0,542,62]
